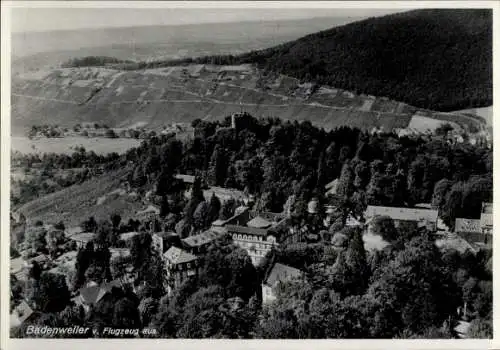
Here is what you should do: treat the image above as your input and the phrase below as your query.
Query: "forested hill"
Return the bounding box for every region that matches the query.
[157,9,492,112]
[251,9,492,111]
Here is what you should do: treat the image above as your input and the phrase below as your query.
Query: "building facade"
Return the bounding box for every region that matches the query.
[364,205,439,232]
[163,246,199,296]
[215,208,303,266]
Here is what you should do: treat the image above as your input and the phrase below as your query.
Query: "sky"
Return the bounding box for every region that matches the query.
[10,7,405,33]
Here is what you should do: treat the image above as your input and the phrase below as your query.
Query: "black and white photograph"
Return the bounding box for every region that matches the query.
[2,1,495,345]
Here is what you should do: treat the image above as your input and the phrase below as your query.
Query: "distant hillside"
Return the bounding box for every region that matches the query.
[11,64,487,136]
[155,9,491,112]
[12,16,360,74]
[253,9,492,111]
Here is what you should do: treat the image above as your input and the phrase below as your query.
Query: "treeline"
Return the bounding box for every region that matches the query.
[61,56,134,68]
[125,113,492,227]
[126,9,492,112]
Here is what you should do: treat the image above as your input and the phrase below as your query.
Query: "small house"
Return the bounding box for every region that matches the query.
[262,263,303,304]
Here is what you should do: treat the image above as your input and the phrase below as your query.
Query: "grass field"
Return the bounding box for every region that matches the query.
[11,136,141,155]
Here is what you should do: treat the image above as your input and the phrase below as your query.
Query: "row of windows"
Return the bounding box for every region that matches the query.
[239,241,271,250]
[232,234,263,241]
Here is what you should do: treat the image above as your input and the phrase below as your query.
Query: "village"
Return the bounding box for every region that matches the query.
[10,163,493,337]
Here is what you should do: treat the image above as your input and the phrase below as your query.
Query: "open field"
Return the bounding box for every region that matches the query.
[11,136,141,155]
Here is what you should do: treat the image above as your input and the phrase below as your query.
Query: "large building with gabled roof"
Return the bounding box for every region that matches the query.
[163,246,200,295]
[181,229,225,254]
[213,207,303,266]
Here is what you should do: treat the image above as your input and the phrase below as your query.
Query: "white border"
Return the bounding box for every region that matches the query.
[1,2,498,350]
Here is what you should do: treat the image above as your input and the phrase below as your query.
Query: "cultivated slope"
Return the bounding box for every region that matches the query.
[17,168,141,227]
[15,63,479,136]
[225,9,492,111]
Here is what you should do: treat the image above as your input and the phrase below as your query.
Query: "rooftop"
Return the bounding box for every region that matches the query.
[65,226,83,237]
[119,231,140,241]
[79,280,122,305]
[365,206,438,223]
[482,202,493,214]
[137,205,160,216]
[10,257,25,274]
[182,230,223,248]
[325,178,339,190]
[203,186,248,201]
[175,174,195,184]
[68,232,95,243]
[455,218,481,233]
[164,246,197,265]
[480,213,493,229]
[265,263,303,286]
[10,301,34,328]
[247,216,272,229]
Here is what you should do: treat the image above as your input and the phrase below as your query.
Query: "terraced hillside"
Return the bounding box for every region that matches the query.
[12,63,474,135]
[16,168,143,227]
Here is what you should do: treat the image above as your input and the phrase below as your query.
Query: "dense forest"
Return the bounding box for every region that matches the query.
[125,113,492,229]
[61,56,134,68]
[11,113,492,338]
[130,9,492,112]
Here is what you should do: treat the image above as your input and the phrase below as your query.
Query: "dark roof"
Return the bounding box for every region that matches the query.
[226,225,270,237]
[265,263,303,286]
[154,231,178,239]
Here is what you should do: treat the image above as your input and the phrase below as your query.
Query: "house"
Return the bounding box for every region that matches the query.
[65,226,84,238]
[480,202,493,238]
[324,179,339,197]
[181,230,225,255]
[10,301,35,329]
[68,232,96,249]
[454,321,471,339]
[455,218,486,244]
[163,246,199,296]
[74,280,123,313]
[364,205,438,232]
[152,232,181,255]
[119,231,141,243]
[135,205,160,221]
[262,263,303,304]
[307,198,319,214]
[10,257,28,282]
[323,205,337,227]
[175,174,195,185]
